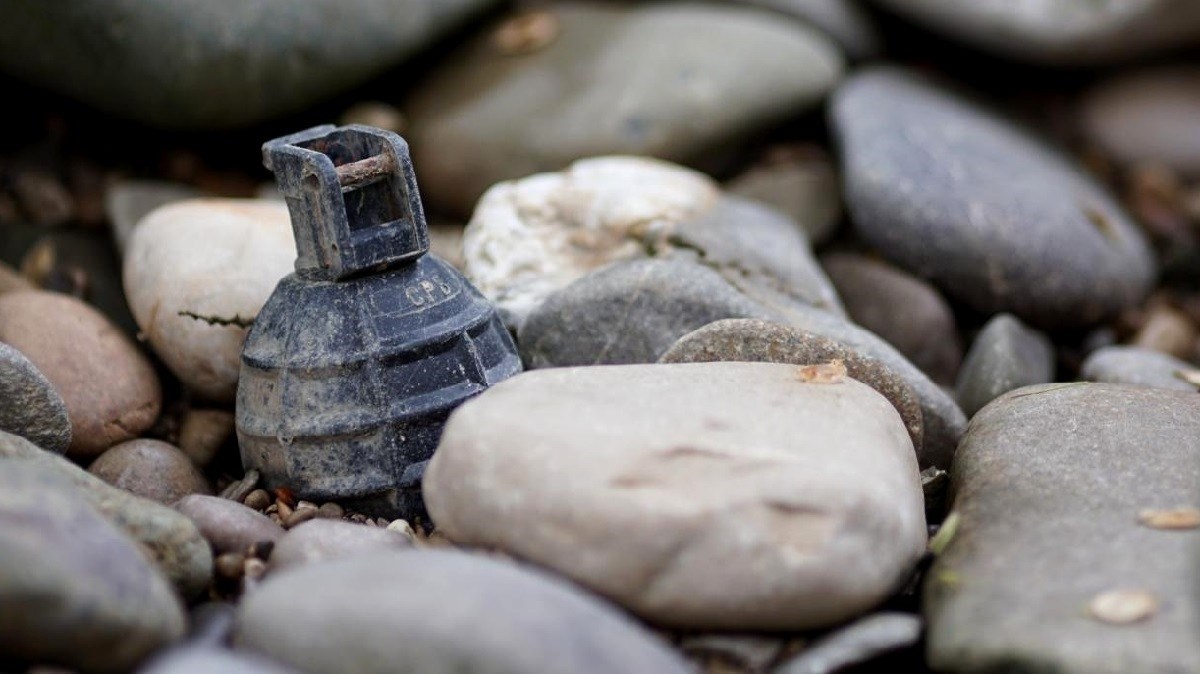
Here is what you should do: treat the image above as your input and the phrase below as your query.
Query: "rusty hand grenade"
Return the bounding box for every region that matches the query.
[236,124,521,519]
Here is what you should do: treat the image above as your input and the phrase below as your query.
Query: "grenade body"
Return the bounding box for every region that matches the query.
[236,124,520,518]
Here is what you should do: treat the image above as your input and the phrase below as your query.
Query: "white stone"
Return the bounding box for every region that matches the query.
[123,199,296,402]
[424,361,927,630]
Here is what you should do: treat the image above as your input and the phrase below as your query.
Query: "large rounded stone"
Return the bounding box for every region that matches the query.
[0,462,185,672]
[1081,66,1200,176]
[0,290,161,458]
[0,0,502,128]
[0,341,71,453]
[124,199,296,402]
[407,2,844,216]
[831,67,1155,329]
[235,550,693,674]
[424,362,927,630]
[89,439,212,505]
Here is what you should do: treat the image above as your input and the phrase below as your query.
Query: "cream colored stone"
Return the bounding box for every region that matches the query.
[123,199,296,402]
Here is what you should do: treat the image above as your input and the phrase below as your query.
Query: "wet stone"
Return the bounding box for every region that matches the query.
[1080,345,1198,392]
[926,383,1200,674]
[831,67,1155,329]
[235,549,694,674]
[955,314,1056,417]
[174,494,284,556]
[88,439,212,505]
[0,341,71,453]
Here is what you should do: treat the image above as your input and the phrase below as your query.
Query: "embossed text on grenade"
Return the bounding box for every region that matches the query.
[236,124,521,519]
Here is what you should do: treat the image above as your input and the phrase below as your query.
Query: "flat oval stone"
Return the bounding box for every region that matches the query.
[0,462,185,672]
[270,519,412,572]
[174,494,284,555]
[831,67,1155,329]
[89,439,212,505]
[1081,65,1200,176]
[0,289,161,458]
[927,384,1200,673]
[235,549,693,674]
[1080,345,1198,392]
[424,362,926,630]
[124,199,296,402]
[407,2,844,216]
[0,341,71,453]
[955,314,1056,417]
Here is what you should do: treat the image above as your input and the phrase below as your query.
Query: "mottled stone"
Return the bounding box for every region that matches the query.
[425,362,926,630]
[89,439,212,504]
[0,341,71,453]
[832,67,1155,329]
[955,314,1056,417]
[236,550,693,674]
[1080,345,1198,392]
[174,495,284,555]
[270,519,412,572]
[1081,66,1200,176]
[926,383,1200,673]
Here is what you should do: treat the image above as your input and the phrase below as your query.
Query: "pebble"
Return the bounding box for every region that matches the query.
[0,341,71,453]
[464,156,840,330]
[1081,66,1200,176]
[955,314,1056,417]
[124,199,296,402]
[0,0,503,128]
[88,439,212,504]
[174,494,285,555]
[243,489,272,512]
[726,145,842,246]
[773,613,922,674]
[0,429,213,598]
[269,519,413,572]
[1080,346,1199,392]
[104,179,202,256]
[177,408,235,468]
[1129,303,1196,360]
[0,289,161,458]
[926,383,1200,673]
[661,319,925,459]
[0,462,185,672]
[821,252,962,385]
[729,0,880,59]
[236,550,693,674]
[831,67,1155,329]
[139,647,299,674]
[406,2,844,215]
[425,362,926,629]
[868,0,1200,64]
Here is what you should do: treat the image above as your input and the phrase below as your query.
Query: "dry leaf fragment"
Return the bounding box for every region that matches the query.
[1138,507,1200,530]
[1088,589,1159,625]
[795,359,846,384]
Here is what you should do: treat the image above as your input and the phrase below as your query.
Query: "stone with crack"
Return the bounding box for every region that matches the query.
[123,199,296,402]
[424,361,927,630]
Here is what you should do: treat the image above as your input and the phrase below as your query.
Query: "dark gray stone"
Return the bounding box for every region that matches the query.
[0,0,501,128]
[728,0,879,58]
[661,318,925,461]
[0,430,212,599]
[926,383,1200,674]
[0,342,71,453]
[235,550,693,674]
[270,519,412,572]
[174,495,284,555]
[0,462,185,672]
[406,2,844,216]
[821,252,961,385]
[1080,345,1199,392]
[831,67,1155,329]
[955,314,1056,417]
[773,613,922,674]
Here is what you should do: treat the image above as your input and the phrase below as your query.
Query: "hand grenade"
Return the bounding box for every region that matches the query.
[236,124,521,519]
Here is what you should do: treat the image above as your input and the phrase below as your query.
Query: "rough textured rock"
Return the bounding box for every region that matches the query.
[174,495,284,555]
[463,157,840,330]
[270,519,412,572]
[661,319,924,460]
[831,67,1155,329]
[926,383,1200,673]
[0,289,161,458]
[773,613,923,674]
[955,314,1056,417]
[729,0,880,58]
[821,252,961,385]
[868,0,1200,64]
[0,430,213,599]
[1080,345,1198,392]
[0,0,502,128]
[425,362,926,630]
[0,462,186,673]
[726,146,842,246]
[89,439,212,504]
[1080,66,1200,176]
[0,341,72,453]
[407,2,844,215]
[105,180,203,256]
[235,550,693,674]
[124,199,296,402]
